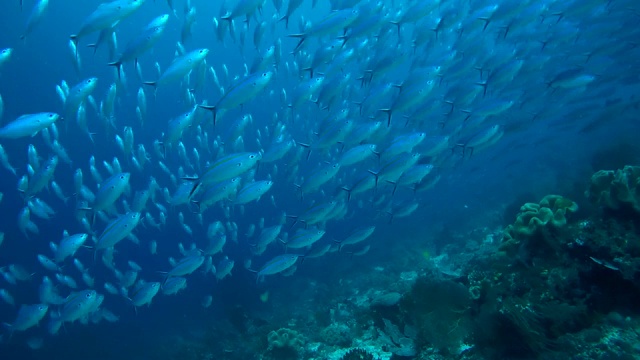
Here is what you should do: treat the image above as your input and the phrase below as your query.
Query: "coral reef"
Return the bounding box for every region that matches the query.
[172,166,640,360]
[320,323,352,347]
[586,165,640,214]
[340,348,377,360]
[501,194,578,262]
[264,327,306,360]
[503,194,579,239]
[369,292,402,307]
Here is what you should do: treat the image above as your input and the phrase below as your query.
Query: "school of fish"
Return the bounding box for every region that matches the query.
[0,0,638,350]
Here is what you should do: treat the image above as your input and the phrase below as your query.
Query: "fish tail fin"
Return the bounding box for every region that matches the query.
[143,81,157,89]
[337,34,349,47]
[352,100,363,115]
[302,67,313,78]
[198,104,217,125]
[296,142,312,160]
[278,238,289,252]
[107,61,123,79]
[475,81,488,96]
[70,35,79,59]
[386,180,398,196]
[86,43,99,55]
[367,170,379,192]
[378,108,392,127]
[188,181,201,199]
[288,33,306,52]
[390,20,401,36]
[279,15,290,29]
[190,200,201,213]
[286,214,298,230]
[386,211,395,224]
[87,131,97,143]
[340,187,352,202]
[478,17,491,31]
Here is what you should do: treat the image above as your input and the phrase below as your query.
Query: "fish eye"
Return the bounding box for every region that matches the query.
[199,50,204,53]
[85,293,91,298]
[49,114,54,118]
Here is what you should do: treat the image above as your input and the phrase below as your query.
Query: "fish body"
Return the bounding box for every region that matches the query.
[162,277,187,295]
[286,228,325,249]
[0,48,12,67]
[144,49,209,88]
[0,113,60,139]
[289,8,360,51]
[339,144,377,166]
[234,180,273,204]
[279,0,303,28]
[194,177,241,211]
[26,156,58,197]
[262,138,294,163]
[95,212,141,250]
[192,152,262,195]
[71,0,145,43]
[256,225,282,248]
[200,71,273,124]
[109,17,169,76]
[55,233,89,262]
[339,226,375,248]
[163,107,197,148]
[54,290,98,324]
[5,304,49,332]
[130,281,160,307]
[222,0,263,22]
[256,254,301,280]
[301,163,340,194]
[21,0,49,40]
[166,255,205,278]
[215,257,234,280]
[64,78,98,121]
[93,173,130,212]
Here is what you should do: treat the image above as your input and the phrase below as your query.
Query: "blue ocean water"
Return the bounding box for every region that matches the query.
[0,0,639,359]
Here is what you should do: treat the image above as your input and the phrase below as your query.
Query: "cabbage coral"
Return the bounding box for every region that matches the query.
[504,195,578,241]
